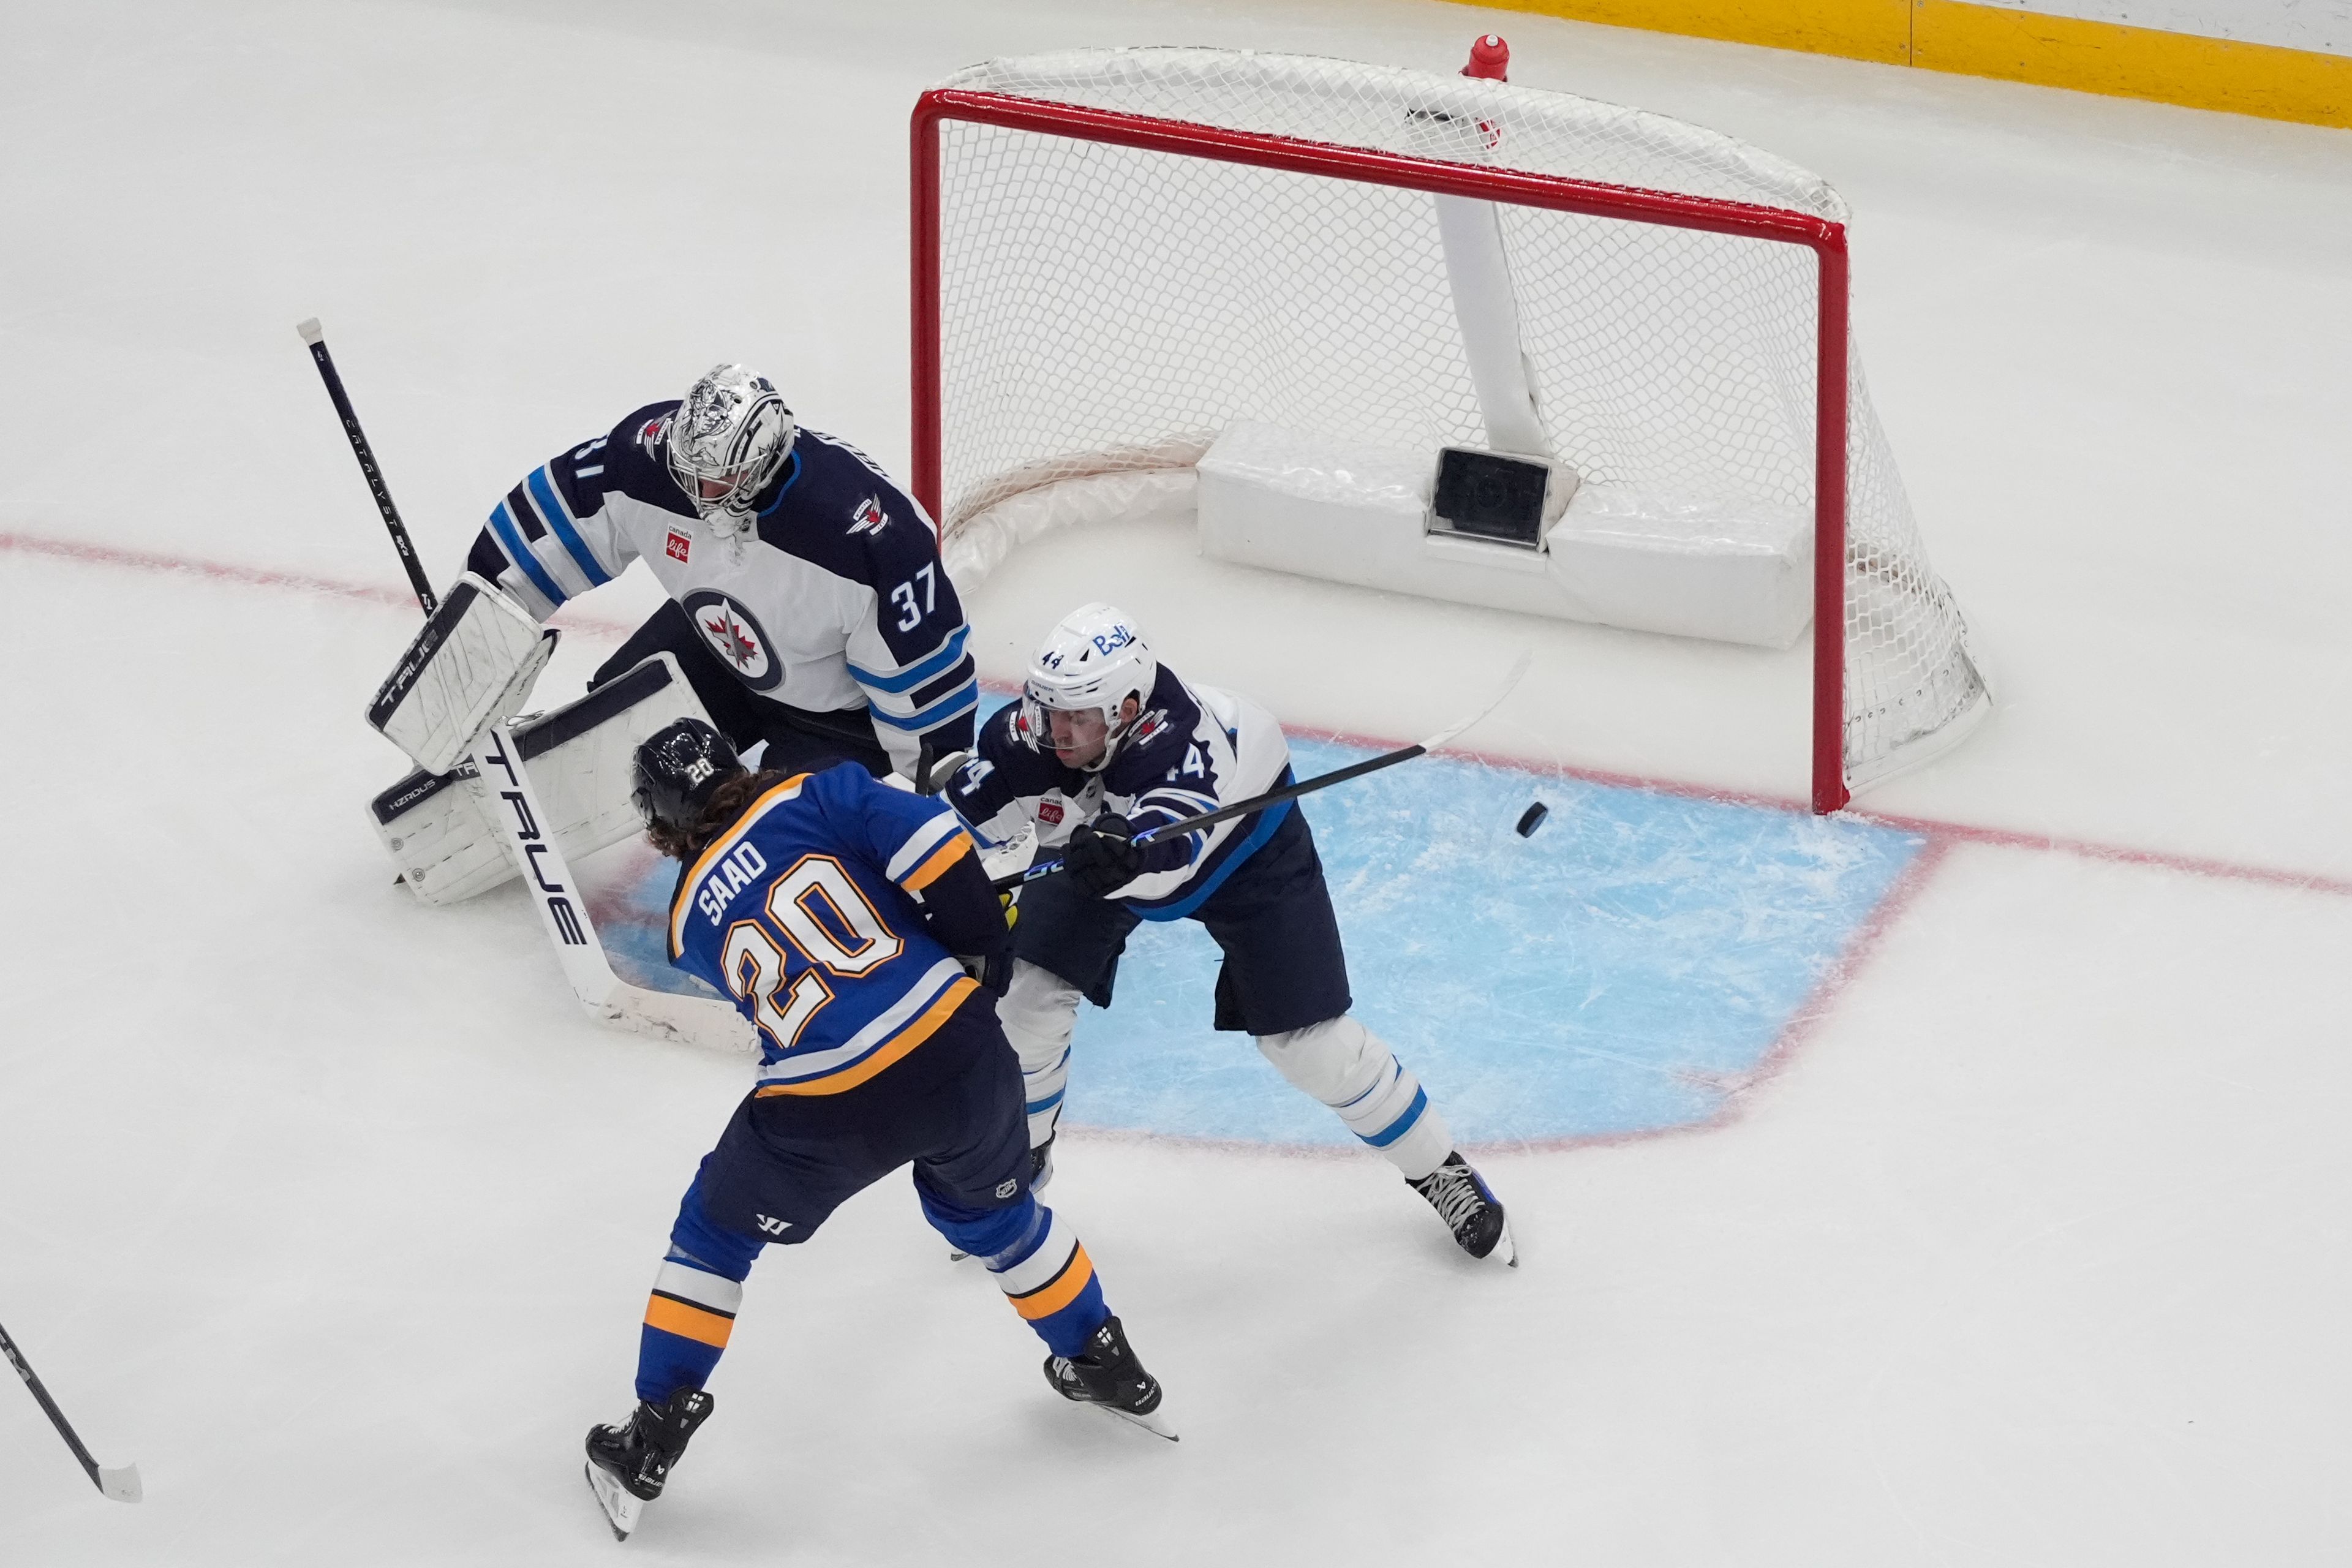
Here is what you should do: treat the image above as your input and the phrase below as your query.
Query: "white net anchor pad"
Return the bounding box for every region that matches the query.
[915,47,1989,807]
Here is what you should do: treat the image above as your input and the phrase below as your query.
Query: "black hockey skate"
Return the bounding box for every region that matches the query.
[583,1387,714,1541]
[1044,1315,1176,1441]
[1411,1152,1518,1266]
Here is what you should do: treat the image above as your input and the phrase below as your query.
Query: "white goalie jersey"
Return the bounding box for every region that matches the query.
[463,402,979,773]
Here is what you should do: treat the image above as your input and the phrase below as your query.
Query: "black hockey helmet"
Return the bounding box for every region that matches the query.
[631,718,744,835]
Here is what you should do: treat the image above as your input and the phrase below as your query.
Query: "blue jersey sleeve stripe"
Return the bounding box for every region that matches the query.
[529,466,612,588]
[486,501,567,608]
[866,682,978,733]
[847,624,970,693]
[1129,796,1293,922]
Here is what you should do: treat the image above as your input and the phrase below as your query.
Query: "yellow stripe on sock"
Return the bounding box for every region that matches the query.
[645,1293,734,1348]
[1011,1245,1096,1322]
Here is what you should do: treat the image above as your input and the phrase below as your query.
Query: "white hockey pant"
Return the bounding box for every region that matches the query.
[1001,960,1081,1150]
[1003,960,1452,1181]
[1257,1016,1452,1181]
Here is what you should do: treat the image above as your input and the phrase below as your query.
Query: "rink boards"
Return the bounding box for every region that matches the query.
[590,702,1927,1151]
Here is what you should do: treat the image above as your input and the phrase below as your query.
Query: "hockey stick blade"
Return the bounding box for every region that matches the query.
[992,650,1534,892]
[1412,649,1532,753]
[1,1320,141,1503]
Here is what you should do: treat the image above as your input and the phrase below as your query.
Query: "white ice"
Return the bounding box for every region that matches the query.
[2,1,2348,1562]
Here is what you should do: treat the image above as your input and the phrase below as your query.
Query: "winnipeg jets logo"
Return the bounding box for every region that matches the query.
[680,589,783,692]
[637,415,669,454]
[849,497,889,536]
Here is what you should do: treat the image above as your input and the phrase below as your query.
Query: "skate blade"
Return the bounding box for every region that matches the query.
[97,1464,142,1504]
[1085,1399,1178,1442]
[585,1460,641,1541]
[1491,1215,1519,1268]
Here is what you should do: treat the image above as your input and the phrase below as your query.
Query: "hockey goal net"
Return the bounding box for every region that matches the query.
[911,46,1988,811]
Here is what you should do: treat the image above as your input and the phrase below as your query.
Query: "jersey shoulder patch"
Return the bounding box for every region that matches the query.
[756,430,933,587]
[599,401,693,515]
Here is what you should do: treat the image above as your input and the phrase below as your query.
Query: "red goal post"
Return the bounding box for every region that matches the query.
[908,49,1986,813]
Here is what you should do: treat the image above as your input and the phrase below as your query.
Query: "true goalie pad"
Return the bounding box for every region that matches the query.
[368,653,717,906]
[366,573,554,775]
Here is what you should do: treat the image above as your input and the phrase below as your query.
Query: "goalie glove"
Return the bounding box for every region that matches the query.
[1061,813,1142,899]
[366,573,554,775]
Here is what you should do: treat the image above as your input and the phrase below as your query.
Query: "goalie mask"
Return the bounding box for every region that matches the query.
[1022,603,1158,772]
[666,364,796,529]
[631,718,744,836]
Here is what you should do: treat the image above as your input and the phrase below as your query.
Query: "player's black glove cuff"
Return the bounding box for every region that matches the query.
[1062,813,1142,898]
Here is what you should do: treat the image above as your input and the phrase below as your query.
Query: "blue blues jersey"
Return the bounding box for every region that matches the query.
[666,765,990,1093]
[946,665,1294,920]
[465,403,976,772]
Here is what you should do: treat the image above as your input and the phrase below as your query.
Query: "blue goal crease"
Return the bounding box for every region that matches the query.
[594,704,1926,1148]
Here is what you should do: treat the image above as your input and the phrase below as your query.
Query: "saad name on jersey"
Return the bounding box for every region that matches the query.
[695,842,771,927]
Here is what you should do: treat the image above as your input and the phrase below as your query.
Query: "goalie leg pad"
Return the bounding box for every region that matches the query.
[371,653,717,906]
[1257,1015,1453,1181]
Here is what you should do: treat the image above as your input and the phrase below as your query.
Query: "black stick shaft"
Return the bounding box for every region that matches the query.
[990,743,1427,892]
[298,321,437,615]
[1,1319,108,1491]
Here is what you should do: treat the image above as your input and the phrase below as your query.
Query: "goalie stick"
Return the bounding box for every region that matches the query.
[993,652,1533,892]
[1,1318,141,1503]
[298,318,749,1054]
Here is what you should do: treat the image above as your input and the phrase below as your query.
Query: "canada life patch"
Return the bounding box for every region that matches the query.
[665,529,692,564]
[1038,801,1065,825]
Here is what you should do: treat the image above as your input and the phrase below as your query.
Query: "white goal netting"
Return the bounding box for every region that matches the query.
[925,47,1988,797]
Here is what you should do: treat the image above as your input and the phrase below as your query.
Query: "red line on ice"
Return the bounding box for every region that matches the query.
[13,527,2346,1163]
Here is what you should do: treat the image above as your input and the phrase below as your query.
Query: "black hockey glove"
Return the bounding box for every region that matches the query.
[1061,814,1143,898]
[956,949,1012,997]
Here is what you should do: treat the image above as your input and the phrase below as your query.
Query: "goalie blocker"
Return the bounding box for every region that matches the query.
[365,572,553,775]
[371,652,718,905]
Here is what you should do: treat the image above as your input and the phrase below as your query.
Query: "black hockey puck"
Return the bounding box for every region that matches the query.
[1514,801,1549,838]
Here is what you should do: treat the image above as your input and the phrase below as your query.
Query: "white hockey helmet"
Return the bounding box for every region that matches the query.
[667,364,796,527]
[1022,603,1158,771]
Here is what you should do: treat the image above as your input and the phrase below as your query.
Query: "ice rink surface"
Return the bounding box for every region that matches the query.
[3,0,2349,1562]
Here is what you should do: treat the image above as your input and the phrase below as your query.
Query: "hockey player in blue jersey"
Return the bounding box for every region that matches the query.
[464,364,976,778]
[944,605,1514,1265]
[582,719,1169,1542]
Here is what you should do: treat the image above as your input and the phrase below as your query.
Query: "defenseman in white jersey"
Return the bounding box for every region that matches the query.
[944,605,1513,1264]
[464,364,977,777]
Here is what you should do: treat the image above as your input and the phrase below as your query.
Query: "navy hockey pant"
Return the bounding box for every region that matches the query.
[632,997,1110,1403]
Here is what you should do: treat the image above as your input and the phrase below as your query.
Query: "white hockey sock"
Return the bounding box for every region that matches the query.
[1256,1016,1453,1181]
[1000,959,1081,1148]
